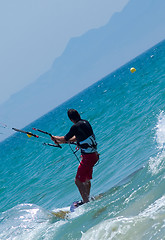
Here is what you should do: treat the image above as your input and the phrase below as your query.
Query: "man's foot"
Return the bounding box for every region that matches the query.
[74,200,84,207]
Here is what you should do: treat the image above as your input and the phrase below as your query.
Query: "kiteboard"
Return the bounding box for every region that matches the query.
[51,194,103,219]
[51,201,84,219]
[51,208,70,219]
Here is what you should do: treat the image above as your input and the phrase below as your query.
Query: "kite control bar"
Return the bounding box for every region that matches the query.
[32,128,62,148]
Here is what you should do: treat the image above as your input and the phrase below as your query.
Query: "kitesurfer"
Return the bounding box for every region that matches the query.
[51,109,99,204]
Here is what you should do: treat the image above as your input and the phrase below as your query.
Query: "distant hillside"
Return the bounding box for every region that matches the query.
[0,0,165,141]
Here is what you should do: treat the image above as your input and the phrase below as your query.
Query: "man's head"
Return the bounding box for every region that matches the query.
[67,109,81,123]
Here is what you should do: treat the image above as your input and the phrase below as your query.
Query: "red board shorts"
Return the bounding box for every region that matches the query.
[75,152,99,182]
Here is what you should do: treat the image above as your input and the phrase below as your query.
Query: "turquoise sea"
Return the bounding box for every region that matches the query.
[0,40,165,240]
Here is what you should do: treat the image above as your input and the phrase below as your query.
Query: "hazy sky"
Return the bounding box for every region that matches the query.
[0,0,129,105]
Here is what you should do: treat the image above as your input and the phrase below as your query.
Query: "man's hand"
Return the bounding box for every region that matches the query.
[51,136,58,143]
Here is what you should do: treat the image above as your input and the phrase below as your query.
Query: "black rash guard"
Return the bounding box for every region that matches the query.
[64,119,97,154]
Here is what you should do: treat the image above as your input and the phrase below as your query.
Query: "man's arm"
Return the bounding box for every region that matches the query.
[51,136,66,144]
[68,136,77,142]
[51,135,77,144]
[52,124,77,144]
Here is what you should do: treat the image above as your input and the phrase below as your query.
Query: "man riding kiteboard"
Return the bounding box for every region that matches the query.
[51,109,99,205]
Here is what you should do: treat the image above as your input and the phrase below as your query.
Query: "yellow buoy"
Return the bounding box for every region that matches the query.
[130,67,136,73]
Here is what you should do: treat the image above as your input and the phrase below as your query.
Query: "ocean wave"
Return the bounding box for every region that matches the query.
[81,196,165,240]
[0,203,65,240]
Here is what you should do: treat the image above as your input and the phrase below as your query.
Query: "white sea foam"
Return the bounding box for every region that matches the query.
[149,151,165,175]
[149,111,165,175]
[155,111,165,150]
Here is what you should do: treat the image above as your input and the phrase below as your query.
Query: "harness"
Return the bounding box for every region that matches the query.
[78,134,97,154]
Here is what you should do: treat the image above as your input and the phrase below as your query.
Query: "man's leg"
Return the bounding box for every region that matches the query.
[84,180,91,197]
[75,178,90,203]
